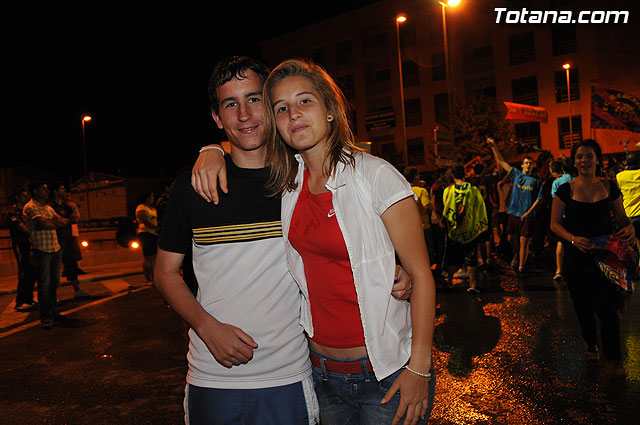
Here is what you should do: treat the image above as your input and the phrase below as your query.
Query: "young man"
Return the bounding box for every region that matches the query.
[616,151,640,250]
[442,165,488,293]
[23,181,69,329]
[49,182,90,299]
[154,57,318,424]
[7,189,37,310]
[487,138,541,278]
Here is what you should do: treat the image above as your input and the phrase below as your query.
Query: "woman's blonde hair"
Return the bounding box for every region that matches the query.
[264,59,360,195]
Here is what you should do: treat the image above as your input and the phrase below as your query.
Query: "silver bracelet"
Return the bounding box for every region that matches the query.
[199,145,225,155]
[404,365,431,378]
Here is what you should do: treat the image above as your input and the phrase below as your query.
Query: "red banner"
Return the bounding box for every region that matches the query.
[504,101,548,123]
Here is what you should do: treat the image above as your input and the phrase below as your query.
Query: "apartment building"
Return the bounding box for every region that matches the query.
[260,0,639,171]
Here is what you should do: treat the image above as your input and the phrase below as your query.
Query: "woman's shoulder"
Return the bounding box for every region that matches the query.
[353,151,400,174]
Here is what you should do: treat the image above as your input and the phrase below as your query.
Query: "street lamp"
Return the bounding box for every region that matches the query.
[81,115,92,220]
[81,115,92,177]
[395,14,408,166]
[562,63,573,146]
[439,0,460,132]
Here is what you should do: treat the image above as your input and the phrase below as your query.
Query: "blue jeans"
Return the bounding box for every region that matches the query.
[311,350,435,425]
[185,377,318,425]
[34,249,61,321]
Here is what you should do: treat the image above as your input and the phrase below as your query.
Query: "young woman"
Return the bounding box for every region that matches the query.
[550,139,635,370]
[258,59,436,425]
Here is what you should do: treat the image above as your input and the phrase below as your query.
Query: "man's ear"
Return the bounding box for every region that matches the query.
[211,110,224,130]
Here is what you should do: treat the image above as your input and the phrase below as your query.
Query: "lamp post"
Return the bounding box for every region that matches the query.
[395,14,408,166]
[81,115,92,220]
[562,63,573,146]
[81,115,92,177]
[438,0,460,140]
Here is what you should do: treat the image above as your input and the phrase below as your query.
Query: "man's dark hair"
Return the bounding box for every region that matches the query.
[49,180,65,192]
[403,166,418,184]
[549,159,565,175]
[28,180,47,196]
[452,165,466,180]
[626,151,640,168]
[473,163,484,175]
[208,56,270,114]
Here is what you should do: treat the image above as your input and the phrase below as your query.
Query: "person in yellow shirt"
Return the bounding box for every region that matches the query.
[404,167,434,265]
[616,151,640,250]
[135,192,159,283]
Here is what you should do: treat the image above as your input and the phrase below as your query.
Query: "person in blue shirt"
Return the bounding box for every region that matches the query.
[487,138,542,277]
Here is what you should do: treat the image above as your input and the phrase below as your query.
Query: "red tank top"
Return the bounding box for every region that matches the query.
[288,171,365,348]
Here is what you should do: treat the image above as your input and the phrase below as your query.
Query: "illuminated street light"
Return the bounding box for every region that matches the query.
[130,241,140,249]
[81,240,89,248]
[395,14,408,165]
[82,115,92,176]
[563,63,573,146]
[81,115,92,221]
[438,0,461,136]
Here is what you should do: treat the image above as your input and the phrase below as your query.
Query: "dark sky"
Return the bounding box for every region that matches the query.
[6,2,381,182]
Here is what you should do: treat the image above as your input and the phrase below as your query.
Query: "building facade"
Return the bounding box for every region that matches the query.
[260,0,639,171]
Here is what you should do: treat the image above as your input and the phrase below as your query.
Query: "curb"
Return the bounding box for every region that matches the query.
[0,270,143,296]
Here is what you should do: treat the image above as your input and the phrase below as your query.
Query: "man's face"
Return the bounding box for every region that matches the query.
[54,186,66,199]
[521,158,534,174]
[211,70,266,153]
[34,185,49,202]
[17,191,29,205]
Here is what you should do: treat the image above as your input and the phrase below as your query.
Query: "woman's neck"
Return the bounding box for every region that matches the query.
[301,149,330,194]
[576,173,600,184]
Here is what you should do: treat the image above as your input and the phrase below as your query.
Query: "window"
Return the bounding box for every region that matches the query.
[463,45,494,75]
[311,47,326,67]
[399,20,417,48]
[405,98,422,127]
[434,93,450,123]
[558,115,582,149]
[366,67,392,93]
[363,30,389,57]
[512,76,538,106]
[432,53,446,81]
[407,137,425,165]
[509,32,535,65]
[336,40,353,65]
[514,122,541,149]
[337,74,355,100]
[554,68,579,102]
[552,24,577,56]
[402,60,419,87]
[465,77,496,100]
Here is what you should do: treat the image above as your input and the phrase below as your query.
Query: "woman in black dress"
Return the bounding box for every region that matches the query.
[550,139,635,370]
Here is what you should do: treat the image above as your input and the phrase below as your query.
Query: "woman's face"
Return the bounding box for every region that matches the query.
[271,76,331,155]
[574,146,597,176]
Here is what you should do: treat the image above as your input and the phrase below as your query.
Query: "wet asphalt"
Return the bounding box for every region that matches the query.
[0,258,638,424]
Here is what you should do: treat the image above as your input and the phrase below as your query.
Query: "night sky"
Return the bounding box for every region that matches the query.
[6,2,381,182]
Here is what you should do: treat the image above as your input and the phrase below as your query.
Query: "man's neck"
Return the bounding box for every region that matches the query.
[454,178,465,186]
[230,146,268,169]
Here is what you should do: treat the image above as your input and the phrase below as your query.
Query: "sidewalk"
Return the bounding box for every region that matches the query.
[0,260,143,296]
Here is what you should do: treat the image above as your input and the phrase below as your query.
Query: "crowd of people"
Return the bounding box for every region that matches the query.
[6,181,89,329]
[402,139,638,378]
[401,141,639,295]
